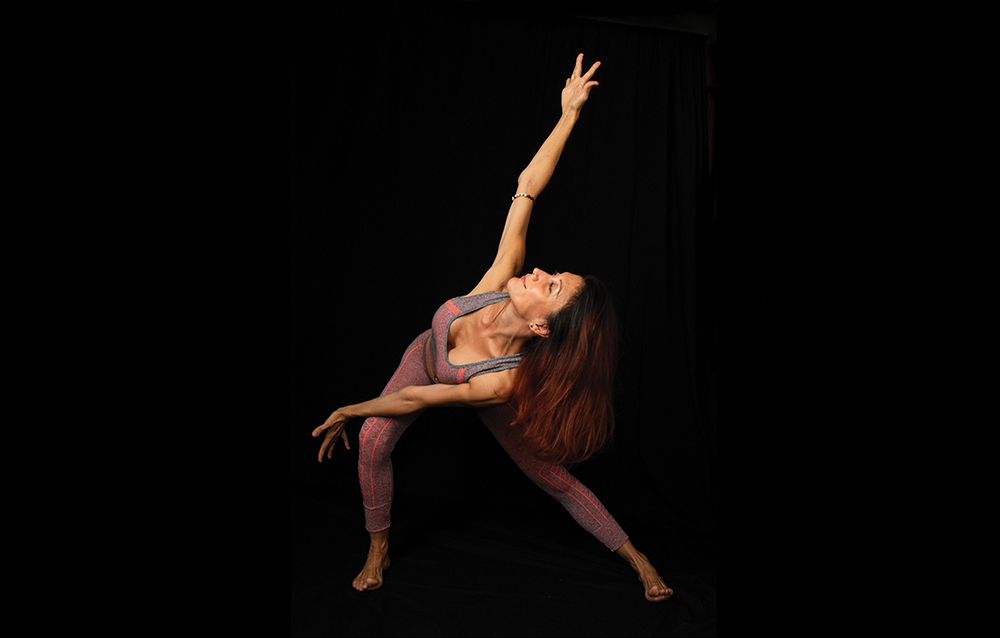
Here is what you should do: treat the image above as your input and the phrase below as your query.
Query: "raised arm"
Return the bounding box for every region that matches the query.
[468,54,601,296]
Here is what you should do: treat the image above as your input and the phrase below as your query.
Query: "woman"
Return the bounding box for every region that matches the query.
[312,54,671,602]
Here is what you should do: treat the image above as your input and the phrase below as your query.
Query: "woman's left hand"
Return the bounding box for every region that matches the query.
[561,53,601,113]
[313,408,351,462]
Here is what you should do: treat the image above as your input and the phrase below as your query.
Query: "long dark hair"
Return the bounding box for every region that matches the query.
[509,275,618,465]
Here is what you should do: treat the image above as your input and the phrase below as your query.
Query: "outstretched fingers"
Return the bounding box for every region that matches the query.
[571,53,600,78]
[566,54,601,102]
[317,430,333,462]
[311,412,336,438]
[314,417,349,462]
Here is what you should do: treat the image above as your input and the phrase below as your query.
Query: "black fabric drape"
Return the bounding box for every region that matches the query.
[290,3,715,635]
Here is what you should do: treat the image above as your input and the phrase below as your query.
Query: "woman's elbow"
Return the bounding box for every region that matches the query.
[399,386,426,412]
[517,173,536,193]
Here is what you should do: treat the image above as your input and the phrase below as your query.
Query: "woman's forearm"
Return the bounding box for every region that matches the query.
[517,109,580,196]
[342,388,420,419]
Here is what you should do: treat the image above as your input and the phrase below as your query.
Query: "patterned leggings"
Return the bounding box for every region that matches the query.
[357,329,629,552]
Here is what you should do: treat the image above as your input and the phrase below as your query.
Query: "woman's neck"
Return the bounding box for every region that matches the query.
[480,298,533,355]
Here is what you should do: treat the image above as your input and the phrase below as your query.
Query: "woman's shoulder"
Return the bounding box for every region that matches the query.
[468,366,516,398]
[434,290,510,325]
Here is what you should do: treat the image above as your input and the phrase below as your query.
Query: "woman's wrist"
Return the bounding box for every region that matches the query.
[559,107,582,121]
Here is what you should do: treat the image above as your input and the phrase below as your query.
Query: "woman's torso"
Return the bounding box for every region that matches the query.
[425,291,523,385]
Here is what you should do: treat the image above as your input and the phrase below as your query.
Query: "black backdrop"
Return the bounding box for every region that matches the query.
[289,2,716,635]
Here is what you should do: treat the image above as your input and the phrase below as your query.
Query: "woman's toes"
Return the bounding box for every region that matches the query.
[646,584,672,600]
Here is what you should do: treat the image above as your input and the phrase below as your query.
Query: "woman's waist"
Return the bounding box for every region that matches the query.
[425,332,441,383]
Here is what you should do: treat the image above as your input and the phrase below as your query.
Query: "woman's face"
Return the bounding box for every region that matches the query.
[509,268,584,326]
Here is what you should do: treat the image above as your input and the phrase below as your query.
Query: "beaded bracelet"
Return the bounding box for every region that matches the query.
[512,193,536,202]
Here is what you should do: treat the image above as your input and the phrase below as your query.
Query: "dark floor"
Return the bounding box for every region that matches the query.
[290,458,717,638]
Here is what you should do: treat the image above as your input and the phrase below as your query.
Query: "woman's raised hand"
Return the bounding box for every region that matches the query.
[313,408,351,462]
[561,53,601,113]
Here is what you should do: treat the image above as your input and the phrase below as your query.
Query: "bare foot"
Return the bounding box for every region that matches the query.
[352,548,390,591]
[615,540,673,602]
[635,559,672,602]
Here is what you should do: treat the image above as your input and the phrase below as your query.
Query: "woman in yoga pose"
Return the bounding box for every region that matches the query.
[312,54,671,602]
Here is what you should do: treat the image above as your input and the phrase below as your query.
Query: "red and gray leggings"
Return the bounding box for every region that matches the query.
[357,329,629,552]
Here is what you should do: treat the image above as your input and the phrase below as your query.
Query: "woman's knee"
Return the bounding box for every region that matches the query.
[359,416,402,466]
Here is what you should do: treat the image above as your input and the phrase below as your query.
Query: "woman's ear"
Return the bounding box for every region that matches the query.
[529,322,550,338]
